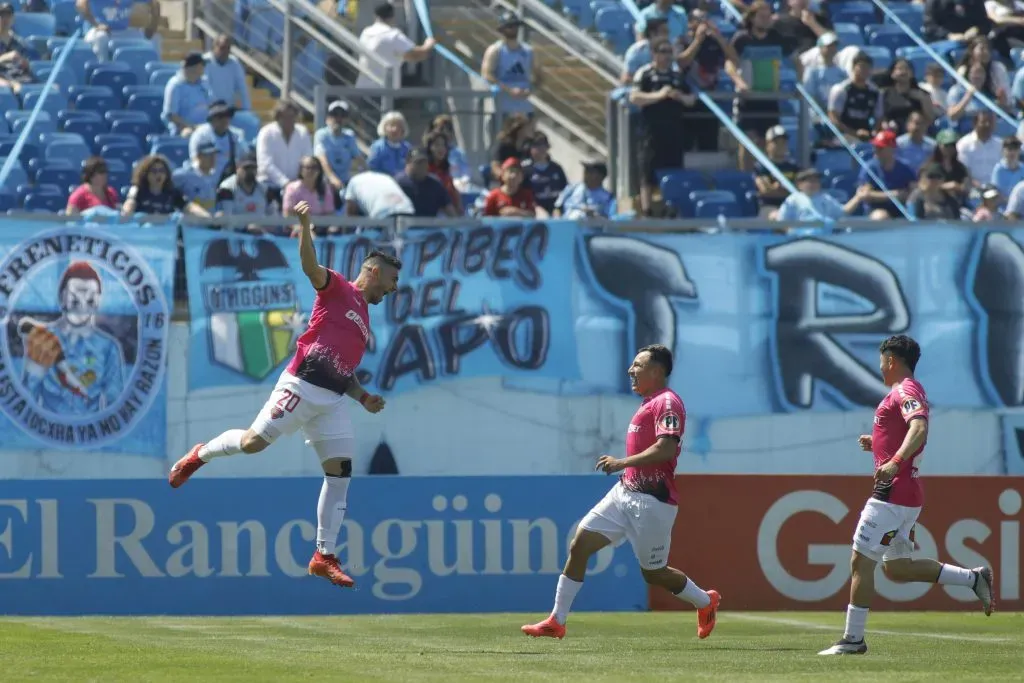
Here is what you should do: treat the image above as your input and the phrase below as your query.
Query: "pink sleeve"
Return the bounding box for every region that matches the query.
[323,187,335,214]
[653,393,685,439]
[317,268,345,296]
[106,187,120,207]
[899,382,929,423]
[68,185,88,210]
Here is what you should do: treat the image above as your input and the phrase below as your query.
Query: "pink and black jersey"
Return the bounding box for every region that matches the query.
[871,377,929,507]
[620,388,685,505]
[285,269,369,394]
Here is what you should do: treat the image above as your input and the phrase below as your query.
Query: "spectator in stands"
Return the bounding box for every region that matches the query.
[490,113,535,182]
[923,0,991,43]
[678,13,738,154]
[956,35,1011,108]
[77,0,160,62]
[173,141,220,213]
[974,185,1004,221]
[828,51,882,143]
[754,125,801,214]
[257,100,313,191]
[726,1,798,170]
[988,0,1024,62]
[355,2,436,89]
[631,38,693,216]
[427,115,471,187]
[930,129,971,202]
[772,0,832,58]
[216,152,279,228]
[554,161,615,219]
[203,35,251,111]
[344,169,415,218]
[395,148,457,218]
[189,101,249,185]
[483,158,536,217]
[482,12,538,117]
[920,63,948,117]
[522,133,567,216]
[957,110,1003,187]
[947,61,992,121]
[775,168,869,221]
[896,111,936,173]
[368,110,411,177]
[638,0,688,43]
[992,136,1024,197]
[622,18,669,84]
[857,130,917,219]
[163,52,214,137]
[0,3,32,95]
[907,164,962,219]
[123,154,208,217]
[880,58,935,134]
[282,157,336,227]
[803,32,845,109]
[314,100,363,205]
[66,157,120,216]
[424,131,463,215]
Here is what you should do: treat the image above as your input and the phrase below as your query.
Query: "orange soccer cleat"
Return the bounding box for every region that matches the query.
[697,589,721,639]
[308,550,355,588]
[521,615,566,639]
[168,444,205,488]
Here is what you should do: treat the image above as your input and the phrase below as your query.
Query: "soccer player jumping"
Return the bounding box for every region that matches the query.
[522,344,721,640]
[819,335,994,656]
[168,200,402,590]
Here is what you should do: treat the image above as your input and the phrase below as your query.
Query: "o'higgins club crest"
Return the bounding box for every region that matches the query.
[0,228,170,447]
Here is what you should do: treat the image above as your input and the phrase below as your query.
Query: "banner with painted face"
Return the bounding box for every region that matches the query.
[0,222,176,455]
[182,222,580,393]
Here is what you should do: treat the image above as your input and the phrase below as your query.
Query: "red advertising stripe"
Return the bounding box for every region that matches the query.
[650,476,1023,611]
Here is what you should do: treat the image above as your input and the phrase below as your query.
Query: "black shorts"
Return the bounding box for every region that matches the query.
[640,135,685,184]
[736,100,781,138]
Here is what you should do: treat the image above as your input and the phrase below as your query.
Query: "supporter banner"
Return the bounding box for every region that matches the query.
[650,475,1023,612]
[0,476,644,615]
[183,223,579,394]
[0,222,176,456]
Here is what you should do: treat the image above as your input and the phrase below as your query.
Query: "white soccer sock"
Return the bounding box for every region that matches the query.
[844,605,869,641]
[315,476,351,557]
[198,429,245,461]
[937,564,976,587]
[552,575,583,625]
[673,577,711,608]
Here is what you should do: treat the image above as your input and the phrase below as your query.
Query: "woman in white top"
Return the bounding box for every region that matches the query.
[986,0,1024,63]
[955,35,1011,110]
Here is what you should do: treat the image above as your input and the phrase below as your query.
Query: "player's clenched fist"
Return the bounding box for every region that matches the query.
[858,434,872,452]
[25,326,62,369]
[361,394,385,414]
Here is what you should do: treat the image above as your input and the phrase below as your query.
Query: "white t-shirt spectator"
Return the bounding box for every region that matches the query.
[356,22,415,88]
[256,122,313,188]
[957,132,1003,185]
[344,171,415,218]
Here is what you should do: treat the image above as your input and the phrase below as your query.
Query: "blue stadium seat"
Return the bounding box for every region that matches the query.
[151,138,190,167]
[32,66,78,94]
[694,192,741,218]
[0,158,29,189]
[816,148,855,174]
[14,13,56,37]
[45,139,92,168]
[832,1,876,25]
[24,192,65,213]
[886,4,924,33]
[67,84,115,102]
[106,162,131,191]
[740,190,760,218]
[52,45,95,86]
[64,118,106,143]
[659,170,709,216]
[0,141,40,173]
[58,108,105,127]
[126,93,164,128]
[51,3,79,36]
[107,109,151,128]
[94,132,138,151]
[6,111,55,136]
[832,23,864,47]
[112,46,160,83]
[145,60,179,77]
[712,170,757,198]
[0,189,15,212]
[109,118,152,147]
[100,141,143,165]
[76,93,120,115]
[94,68,139,96]
[594,7,631,35]
[85,59,129,81]
[828,171,857,196]
[122,84,165,101]
[21,89,66,120]
[867,25,915,52]
[108,37,153,55]
[149,68,177,87]
[0,87,18,114]
[19,82,62,101]
[825,188,850,204]
[562,0,595,29]
[37,164,80,191]
[0,119,7,136]
[247,9,285,55]
[14,183,33,204]
[46,36,72,55]
[231,110,262,142]
[38,131,88,149]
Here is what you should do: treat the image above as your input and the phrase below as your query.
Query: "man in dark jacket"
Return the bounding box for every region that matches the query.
[923,0,991,43]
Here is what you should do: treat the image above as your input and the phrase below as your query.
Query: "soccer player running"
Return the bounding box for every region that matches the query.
[167,200,402,590]
[522,344,721,640]
[819,335,995,656]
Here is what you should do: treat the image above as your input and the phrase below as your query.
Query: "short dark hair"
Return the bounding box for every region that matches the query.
[644,18,667,39]
[879,335,920,372]
[853,51,874,68]
[374,2,395,20]
[639,344,673,377]
[364,249,403,271]
[81,156,108,183]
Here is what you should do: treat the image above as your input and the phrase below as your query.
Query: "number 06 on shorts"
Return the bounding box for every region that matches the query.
[578,483,678,570]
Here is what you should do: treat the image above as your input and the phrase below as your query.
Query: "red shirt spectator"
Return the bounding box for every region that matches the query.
[483,157,536,217]
[66,157,120,215]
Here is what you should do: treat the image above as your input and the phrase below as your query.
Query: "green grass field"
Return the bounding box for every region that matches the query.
[1,611,1020,682]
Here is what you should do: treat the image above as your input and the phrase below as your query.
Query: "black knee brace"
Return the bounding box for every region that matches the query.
[326,459,352,478]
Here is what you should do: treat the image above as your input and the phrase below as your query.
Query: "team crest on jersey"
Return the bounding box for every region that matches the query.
[0,227,169,448]
[199,237,303,381]
[659,412,681,432]
[901,398,920,414]
[270,406,285,420]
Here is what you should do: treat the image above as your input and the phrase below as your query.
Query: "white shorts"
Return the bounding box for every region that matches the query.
[250,372,354,462]
[852,498,922,563]
[579,482,678,570]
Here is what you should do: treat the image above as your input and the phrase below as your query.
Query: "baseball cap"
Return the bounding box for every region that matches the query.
[817,32,839,48]
[498,11,523,29]
[197,141,218,155]
[501,157,522,170]
[982,185,1001,200]
[871,130,898,148]
[765,125,788,142]
[935,128,959,146]
[207,100,234,119]
[407,147,429,163]
[183,51,206,68]
[327,100,350,116]
[1004,136,1022,148]
[238,151,257,168]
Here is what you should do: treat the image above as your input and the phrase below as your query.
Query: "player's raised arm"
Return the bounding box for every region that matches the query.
[294,201,328,290]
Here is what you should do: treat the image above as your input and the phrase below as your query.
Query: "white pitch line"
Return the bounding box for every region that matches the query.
[728,613,1011,643]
